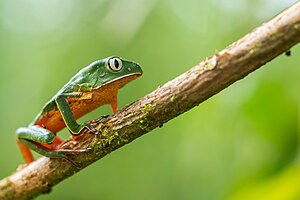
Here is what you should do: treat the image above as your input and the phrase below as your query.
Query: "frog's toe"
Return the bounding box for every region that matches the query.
[84,124,100,135]
[51,147,93,168]
[89,115,109,124]
[62,156,82,168]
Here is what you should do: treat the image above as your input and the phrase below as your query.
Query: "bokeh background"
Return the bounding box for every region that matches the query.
[1,0,300,199]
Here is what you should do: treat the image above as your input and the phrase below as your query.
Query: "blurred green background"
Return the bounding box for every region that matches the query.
[1,0,300,199]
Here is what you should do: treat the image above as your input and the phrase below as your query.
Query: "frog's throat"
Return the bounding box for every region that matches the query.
[94,72,142,90]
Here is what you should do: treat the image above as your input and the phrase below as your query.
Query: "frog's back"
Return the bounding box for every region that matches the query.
[30,63,93,132]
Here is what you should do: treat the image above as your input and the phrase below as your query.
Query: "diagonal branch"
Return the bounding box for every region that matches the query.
[1,2,300,199]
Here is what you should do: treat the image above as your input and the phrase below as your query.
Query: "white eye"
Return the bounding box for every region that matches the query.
[108,57,123,71]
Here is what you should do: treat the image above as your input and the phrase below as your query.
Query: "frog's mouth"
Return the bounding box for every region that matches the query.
[95,72,142,90]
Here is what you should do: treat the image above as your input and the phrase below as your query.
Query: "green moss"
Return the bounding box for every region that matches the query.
[194,56,217,74]
[91,140,109,156]
[171,94,176,102]
[92,102,154,156]
[294,24,300,31]
[138,118,150,130]
[204,55,217,70]
[129,103,153,131]
[113,131,119,136]
[101,129,108,136]
[194,61,205,74]
[249,48,256,55]
[142,103,153,114]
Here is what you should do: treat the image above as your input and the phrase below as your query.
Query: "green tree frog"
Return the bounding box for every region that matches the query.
[16,56,142,167]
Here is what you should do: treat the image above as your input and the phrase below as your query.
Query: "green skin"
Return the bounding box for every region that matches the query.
[16,56,142,167]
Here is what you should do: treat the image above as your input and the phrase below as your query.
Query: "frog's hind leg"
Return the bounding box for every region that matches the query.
[17,138,34,164]
[16,126,88,167]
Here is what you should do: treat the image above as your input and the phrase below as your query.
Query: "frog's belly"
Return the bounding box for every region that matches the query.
[35,90,117,133]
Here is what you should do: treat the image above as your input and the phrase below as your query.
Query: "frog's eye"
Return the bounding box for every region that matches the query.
[108,57,123,71]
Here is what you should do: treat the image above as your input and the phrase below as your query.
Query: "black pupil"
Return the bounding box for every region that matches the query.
[114,59,119,68]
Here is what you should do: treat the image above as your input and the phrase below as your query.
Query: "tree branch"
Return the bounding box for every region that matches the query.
[1,2,300,199]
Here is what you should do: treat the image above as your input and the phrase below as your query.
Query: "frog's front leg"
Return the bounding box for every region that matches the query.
[17,126,89,167]
[55,93,98,134]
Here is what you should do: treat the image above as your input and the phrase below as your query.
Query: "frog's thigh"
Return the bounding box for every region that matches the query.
[16,126,66,159]
[16,126,54,144]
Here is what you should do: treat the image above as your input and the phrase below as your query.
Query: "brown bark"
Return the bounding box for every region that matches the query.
[1,2,300,199]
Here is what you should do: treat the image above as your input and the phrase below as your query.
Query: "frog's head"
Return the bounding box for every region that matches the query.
[86,56,143,90]
[63,56,142,93]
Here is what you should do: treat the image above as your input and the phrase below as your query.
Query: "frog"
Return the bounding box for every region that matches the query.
[16,56,143,167]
